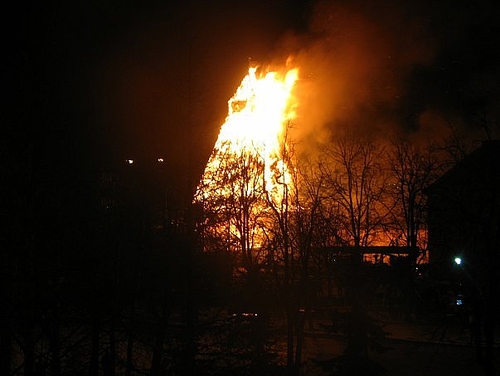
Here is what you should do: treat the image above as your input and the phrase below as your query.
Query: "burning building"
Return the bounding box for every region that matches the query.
[194,64,299,269]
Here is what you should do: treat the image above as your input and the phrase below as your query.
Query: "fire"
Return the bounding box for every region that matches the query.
[195,65,299,257]
[196,65,298,198]
[217,66,298,155]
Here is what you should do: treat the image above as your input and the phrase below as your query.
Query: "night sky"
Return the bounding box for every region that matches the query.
[6,0,500,190]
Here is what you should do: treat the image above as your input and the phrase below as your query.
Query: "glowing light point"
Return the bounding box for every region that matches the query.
[454,257,462,265]
[126,159,134,164]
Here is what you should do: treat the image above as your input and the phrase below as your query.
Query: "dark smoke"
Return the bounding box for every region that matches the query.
[276,0,500,147]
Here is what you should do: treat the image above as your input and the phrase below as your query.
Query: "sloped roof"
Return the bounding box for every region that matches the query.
[426,140,500,194]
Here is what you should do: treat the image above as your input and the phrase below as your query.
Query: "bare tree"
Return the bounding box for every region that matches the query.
[319,131,388,252]
[312,131,389,374]
[386,136,441,264]
[263,129,325,374]
[195,140,268,271]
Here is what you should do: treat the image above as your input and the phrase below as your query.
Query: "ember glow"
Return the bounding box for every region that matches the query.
[195,65,299,256]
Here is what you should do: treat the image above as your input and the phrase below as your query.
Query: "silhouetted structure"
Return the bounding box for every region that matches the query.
[426,140,500,275]
[319,246,420,265]
[426,140,499,372]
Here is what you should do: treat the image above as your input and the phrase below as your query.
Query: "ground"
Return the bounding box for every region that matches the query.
[297,309,500,376]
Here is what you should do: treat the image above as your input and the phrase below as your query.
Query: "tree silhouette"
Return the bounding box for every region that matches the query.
[195,140,268,272]
[319,131,388,252]
[386,136,441,263]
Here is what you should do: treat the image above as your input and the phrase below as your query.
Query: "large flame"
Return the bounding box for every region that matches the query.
[195,65,298,255]
[217,66,298,155]
[197,66,298,199]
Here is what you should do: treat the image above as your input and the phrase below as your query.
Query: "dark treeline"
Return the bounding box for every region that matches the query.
[1,123,498,375]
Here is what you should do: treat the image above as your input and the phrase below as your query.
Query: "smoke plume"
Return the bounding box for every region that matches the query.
[274,0,500,149]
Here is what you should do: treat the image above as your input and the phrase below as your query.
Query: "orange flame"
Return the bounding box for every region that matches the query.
[196,66,299,200]
[195,65,298,255]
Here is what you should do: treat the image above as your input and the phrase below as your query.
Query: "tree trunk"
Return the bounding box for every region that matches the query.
[150,293,171,376]
[286,309,295,373]
[126,317,135,376]
[23,321,35,376]
[49,315,61,376]
[89,317,100,376]
[108,321,116,376]
[149,324,166,376]
[286,313,295,373]
[294,310,305,372]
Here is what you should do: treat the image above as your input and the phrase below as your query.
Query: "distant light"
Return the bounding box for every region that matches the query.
[126,159,134,164]
[454,257,462,265]
[157,157,164,163]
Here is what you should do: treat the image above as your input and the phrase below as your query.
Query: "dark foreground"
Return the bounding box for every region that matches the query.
[300,335,492,375]
[298,315,499,376]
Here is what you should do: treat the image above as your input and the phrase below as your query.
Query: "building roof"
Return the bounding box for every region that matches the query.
[426,140,500,194]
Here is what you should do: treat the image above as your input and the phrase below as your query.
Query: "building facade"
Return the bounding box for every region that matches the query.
[426,140,500,285]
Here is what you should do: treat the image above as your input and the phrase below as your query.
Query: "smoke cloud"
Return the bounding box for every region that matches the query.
[275,0,435,147]
[274,0,500,150]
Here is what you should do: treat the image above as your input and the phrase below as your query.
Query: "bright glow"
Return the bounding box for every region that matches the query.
[196,66,298,198]
[195,65,299,253]
[218,67,298,156]
[157,157,164,163]
[126,159,134,164]
[454,257,462,265]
